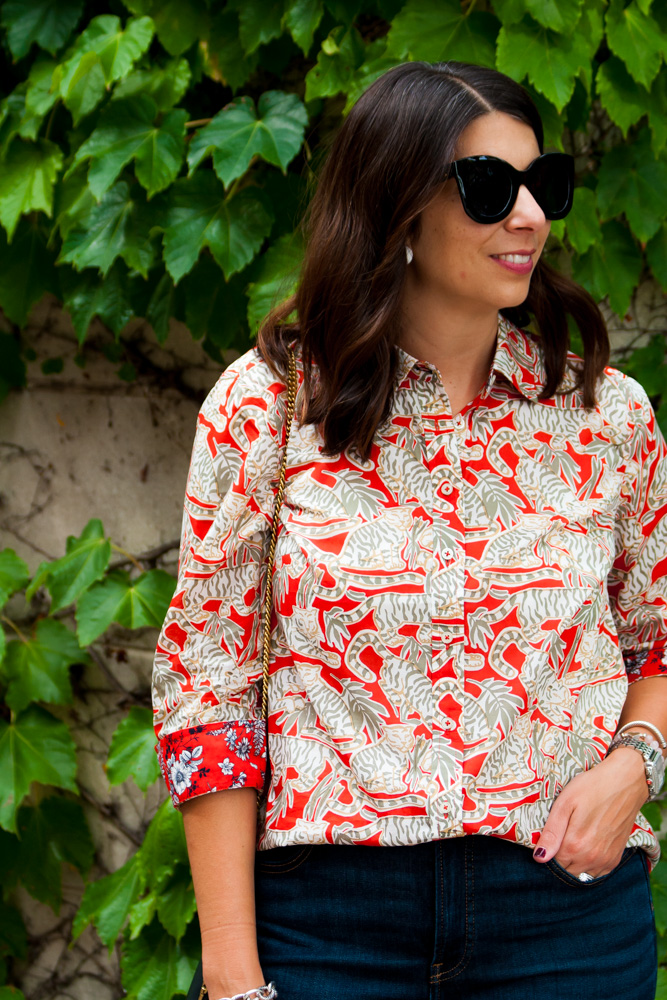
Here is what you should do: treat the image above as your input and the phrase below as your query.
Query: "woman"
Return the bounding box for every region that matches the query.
[152,61,666,1000]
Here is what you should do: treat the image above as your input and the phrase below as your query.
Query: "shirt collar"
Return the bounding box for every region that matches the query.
[396,314,547,402]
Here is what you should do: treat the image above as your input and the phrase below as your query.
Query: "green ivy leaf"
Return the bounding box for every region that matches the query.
[564,187,599,255]
[204,10,259,93]
[106,706,160,792]
[621,335,667,397]
[53,51,106,125]
[246,232,303,332]
[3,618,87,713]
[72,96,187,199]
[0,90,39,154]
[155,865,196,942]
[124,0,208,57]
[657,967,667,1000]
[596,57,648,137]
[1,0,84,61]
[523,83,564,150]
[128,895,157,940]
[0,901,27,962]
[645,72,667,156]
[112,58,192,110]
[162,173,274,282]
[24,57,59,118]
[137,799,188,892]
[182,256,248,344]
[59,181,155,278]
[605,0,667,90]
[76,569,176,645]
[341,39,401,113]
[12,798,94,911]
[37,518,111,613]
[73,852,145,951]
[651,859,667,936]
[324,0,363,24]
[0,220,59,329]
[0,706,78,833]
[54,15,154,124]
[496,13,599,110]
[145,272,185,344]
[188,91,308,188]
[121,918,198,1000]
[0,550,30,610]
[572,220,642,319]
[596,134,667,243]
[304,26,367,100]
[641,800,662,829]
[61,264,134,344]
[386,0,499,66]
[229,0,286,54]
[494,0,583,32]
[73,14,154,85]
[285,0,324,54]
[646,223,667,291]
[53,164,96,240]
[0,140,63,241]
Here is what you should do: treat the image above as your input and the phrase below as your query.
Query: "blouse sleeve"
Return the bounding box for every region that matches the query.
[151,352,284,807]
[607,376,667,684]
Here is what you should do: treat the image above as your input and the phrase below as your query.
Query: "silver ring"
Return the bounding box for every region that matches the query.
[577,871,594,882]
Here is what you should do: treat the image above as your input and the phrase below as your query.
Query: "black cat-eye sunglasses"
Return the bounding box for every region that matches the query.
[448,152,575,225]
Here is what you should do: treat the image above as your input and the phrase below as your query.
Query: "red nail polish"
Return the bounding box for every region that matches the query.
[534,847,546,859]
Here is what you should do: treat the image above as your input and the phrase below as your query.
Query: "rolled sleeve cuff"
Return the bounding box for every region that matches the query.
[156,719,267,807]
[625,645,667,684]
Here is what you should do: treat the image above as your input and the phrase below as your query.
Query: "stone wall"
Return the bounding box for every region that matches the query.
[1,282,665,999]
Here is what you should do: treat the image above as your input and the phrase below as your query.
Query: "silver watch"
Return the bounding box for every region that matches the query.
[607,734,665,800]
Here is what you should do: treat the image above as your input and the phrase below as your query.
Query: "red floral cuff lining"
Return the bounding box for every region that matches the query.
[156,719,267,807]
[625,646,667,684]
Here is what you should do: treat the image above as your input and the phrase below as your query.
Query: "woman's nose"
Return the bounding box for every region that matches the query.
[507,184,547,230]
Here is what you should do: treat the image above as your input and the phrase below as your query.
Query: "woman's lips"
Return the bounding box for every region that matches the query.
[490,252,534,275]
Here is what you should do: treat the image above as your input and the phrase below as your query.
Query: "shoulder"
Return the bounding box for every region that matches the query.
[200,348,285,427]
[594,365,657,444]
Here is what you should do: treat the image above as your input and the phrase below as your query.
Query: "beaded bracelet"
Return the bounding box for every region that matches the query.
[616,719,667,749]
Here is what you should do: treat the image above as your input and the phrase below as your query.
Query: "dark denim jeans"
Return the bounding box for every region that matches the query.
[189,835,657,1000]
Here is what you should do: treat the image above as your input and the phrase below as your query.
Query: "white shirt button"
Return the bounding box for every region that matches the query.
[455,415,465,428]
[443,549,454,561]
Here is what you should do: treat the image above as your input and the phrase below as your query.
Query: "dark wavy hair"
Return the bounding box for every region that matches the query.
[258,61,609,460]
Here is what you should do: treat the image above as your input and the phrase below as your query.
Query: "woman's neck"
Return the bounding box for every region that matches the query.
[399,289,499,417]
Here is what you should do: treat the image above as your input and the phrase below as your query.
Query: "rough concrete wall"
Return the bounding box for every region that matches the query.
[0,296,233,1000]
[1,282,665,999]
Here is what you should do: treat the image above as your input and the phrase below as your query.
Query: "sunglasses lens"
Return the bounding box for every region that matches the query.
[530,154,573,219]
[456,158,514,222]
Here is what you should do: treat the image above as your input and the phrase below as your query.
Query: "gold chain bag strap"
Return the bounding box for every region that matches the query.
[196,350,297,1000]
[259,348,297,797]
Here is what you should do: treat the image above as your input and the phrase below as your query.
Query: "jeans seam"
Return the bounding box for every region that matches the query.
[430,839,474,982]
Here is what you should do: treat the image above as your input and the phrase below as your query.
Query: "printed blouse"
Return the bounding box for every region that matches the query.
[152,316,667,865]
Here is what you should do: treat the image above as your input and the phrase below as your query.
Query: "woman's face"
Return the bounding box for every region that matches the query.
[408,111,551,312]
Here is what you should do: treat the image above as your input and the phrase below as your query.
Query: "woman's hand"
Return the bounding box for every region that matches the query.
[532,746,649,876]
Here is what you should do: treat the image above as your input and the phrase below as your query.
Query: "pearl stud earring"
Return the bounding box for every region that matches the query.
[405,245,413,264]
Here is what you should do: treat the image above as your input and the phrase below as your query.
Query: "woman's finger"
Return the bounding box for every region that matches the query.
[532,789,575,863]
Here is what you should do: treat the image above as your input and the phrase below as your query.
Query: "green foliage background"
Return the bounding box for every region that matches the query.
[0,0,666,997]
